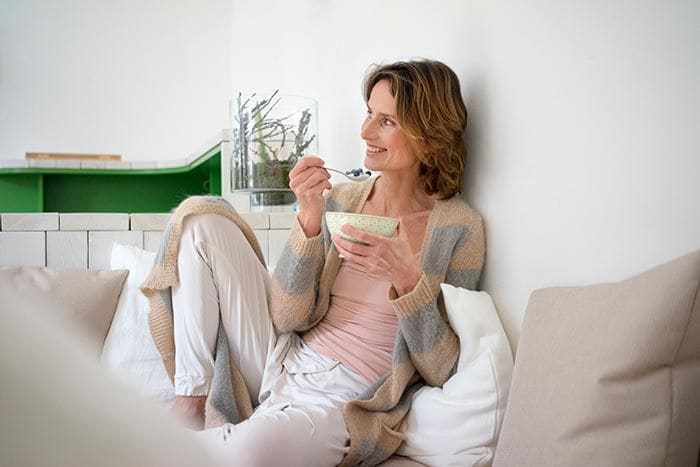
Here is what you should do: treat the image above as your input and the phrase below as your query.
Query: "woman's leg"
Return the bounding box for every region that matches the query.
[171,213,275,427]
[197,402,350,467]
[196,336,370,467]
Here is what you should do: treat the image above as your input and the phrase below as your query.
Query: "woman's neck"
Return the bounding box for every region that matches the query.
[370,174,435,218]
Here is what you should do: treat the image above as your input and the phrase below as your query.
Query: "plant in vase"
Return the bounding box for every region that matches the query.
[231,90,317,209]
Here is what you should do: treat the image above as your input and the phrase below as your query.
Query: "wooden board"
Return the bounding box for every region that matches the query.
[26,152,122,161]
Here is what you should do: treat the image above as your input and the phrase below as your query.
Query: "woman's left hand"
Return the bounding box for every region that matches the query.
[331,221,422,296]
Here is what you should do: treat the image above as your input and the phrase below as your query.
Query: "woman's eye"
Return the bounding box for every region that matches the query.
[381,118,395,127]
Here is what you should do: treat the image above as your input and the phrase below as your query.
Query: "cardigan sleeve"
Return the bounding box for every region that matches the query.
[267,181,372,334]
[389,212,486,386]
[268,214,327,333]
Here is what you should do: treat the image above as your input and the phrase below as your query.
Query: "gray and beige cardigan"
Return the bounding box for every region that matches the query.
[270,177,485,465]
[141,177,485,466]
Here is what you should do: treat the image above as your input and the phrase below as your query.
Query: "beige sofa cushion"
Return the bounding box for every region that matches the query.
[0,276,219,467]
[493,249,700,467]
[0,266,128,355]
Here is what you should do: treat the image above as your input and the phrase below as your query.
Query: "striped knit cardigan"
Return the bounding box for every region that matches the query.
[270,177,485,465]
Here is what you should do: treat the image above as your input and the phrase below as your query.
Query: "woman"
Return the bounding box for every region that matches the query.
[145,59,485,466]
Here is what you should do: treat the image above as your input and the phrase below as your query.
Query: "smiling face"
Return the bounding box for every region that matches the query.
[360,80,421,178]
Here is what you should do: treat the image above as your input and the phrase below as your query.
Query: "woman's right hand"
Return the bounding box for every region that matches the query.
[289,155,331,237]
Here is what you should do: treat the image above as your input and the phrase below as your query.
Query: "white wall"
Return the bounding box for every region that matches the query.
[230,0,489,176]
[0,0,231,161]
[232,0,700,349]
[470,0,700,347]
[3,0,699,349]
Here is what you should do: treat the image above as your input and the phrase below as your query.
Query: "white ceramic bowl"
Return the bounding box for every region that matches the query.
[325,211,399,243]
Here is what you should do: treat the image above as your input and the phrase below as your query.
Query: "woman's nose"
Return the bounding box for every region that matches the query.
[360,117,376,140]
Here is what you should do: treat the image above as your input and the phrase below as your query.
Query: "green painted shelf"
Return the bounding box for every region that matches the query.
[0,145,222,213]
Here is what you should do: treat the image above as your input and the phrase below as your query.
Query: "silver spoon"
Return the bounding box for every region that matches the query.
[326,167,372,182]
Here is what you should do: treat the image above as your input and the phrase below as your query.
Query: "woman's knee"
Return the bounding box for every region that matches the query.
[179,214,249,253]
[184,212,240,234]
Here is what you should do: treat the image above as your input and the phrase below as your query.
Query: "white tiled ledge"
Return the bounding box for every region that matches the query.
[0,212,293,231]
[0,212,293,271]
[2,158,192,170]
[2,130,232,170]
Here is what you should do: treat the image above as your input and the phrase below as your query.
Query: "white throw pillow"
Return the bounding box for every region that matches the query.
[101,243,174,405]
[396,284,514,467]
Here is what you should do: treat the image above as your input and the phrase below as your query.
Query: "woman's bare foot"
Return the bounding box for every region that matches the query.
[170,395,207,430]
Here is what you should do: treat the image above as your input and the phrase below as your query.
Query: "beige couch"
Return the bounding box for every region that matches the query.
[492,248,700,467]
[1,230,699,466]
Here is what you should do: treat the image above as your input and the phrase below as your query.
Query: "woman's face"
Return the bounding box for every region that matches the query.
[360,80,420,177]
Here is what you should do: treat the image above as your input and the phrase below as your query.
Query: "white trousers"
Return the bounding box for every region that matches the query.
[171,214,369,467]
[172,213,275,399]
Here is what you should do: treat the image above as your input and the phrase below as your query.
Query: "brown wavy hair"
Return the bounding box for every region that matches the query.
[363,59,467,199]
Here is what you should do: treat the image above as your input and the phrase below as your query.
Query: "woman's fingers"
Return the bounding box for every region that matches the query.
[331,234,372,264]
[331,234,351,256]
[289,156,330,198]
[289,155,325,178]
[289,167,330,192]
[289,156,331,217]
[339,225,381,246]
[332,233,367,254]
[289,156,330,237]
[333,222,421,295]
[333,227,386,258]
[331,234,391,276]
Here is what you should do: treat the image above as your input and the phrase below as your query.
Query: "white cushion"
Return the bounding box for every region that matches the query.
[101,243,174,405]
[396,284,514,466]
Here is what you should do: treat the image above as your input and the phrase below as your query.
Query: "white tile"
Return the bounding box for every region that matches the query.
[253,229,269,265]
[157,159,188,169]
[47,231,87,269]
[28,159,56,168]
[240,212,269,229]
[130,213,171,231]
[1,213,58,231]
[88,231,143,269]
[1,160,29,168]
[269,212,296,229]
[144,231,164,253]
[268,229,291,272]
[55,160,81,169]
[60,213,129,231]
[129,161,158,169]
[80,160,106,169]
[104,161,131,169]
[0,232,45,267]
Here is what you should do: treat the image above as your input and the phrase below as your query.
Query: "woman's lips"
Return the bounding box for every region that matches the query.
[366,145,386,154]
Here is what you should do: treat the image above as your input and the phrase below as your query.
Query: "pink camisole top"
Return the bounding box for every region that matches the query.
[302,259,400,384]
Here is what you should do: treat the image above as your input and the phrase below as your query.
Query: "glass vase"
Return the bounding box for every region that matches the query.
[230,91,318,212]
